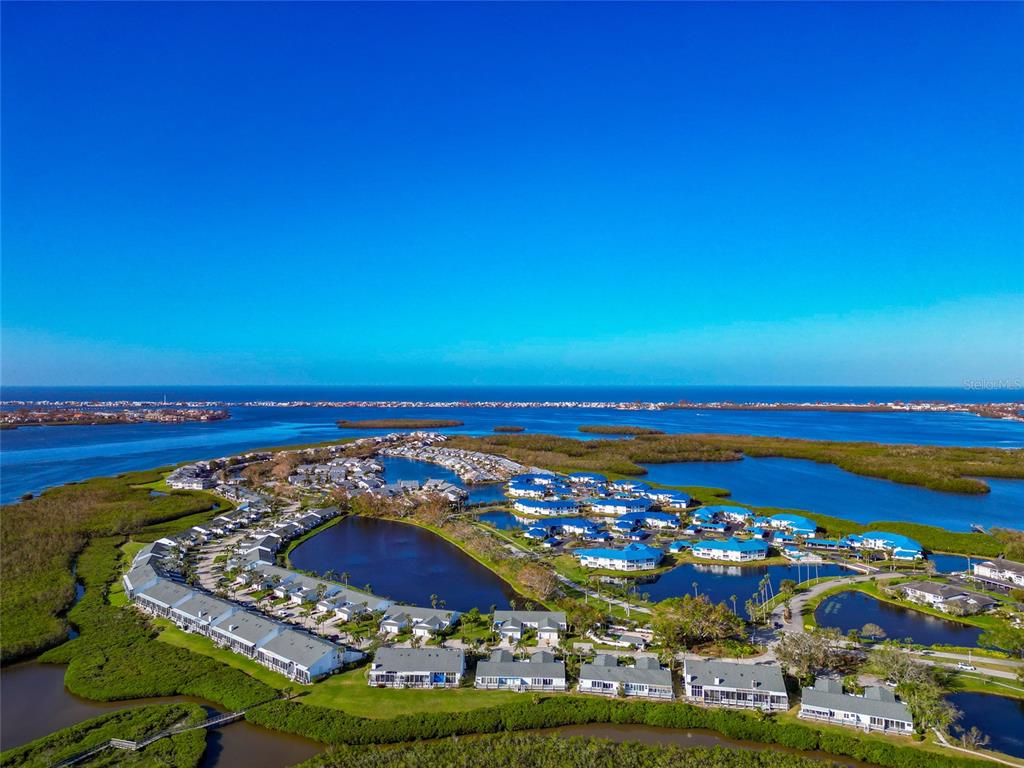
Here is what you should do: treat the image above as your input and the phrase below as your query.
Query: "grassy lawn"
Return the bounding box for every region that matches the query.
[153,618,293,692]
[298,666,520,717]
[949,671,1024,700]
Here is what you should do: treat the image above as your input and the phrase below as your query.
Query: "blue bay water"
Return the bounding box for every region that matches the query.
[2,387,1023,533]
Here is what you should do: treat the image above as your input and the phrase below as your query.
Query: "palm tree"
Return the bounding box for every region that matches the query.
[692,581,699,598]
[430,593,439,609]
[341,571,350,588]
[730,594,738,616]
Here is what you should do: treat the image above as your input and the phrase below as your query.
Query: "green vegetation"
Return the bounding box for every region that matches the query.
[578,425,666,435]
[247,696,990,768]
[493,425,525,432]
[447,433,1024,494]
[336,418,463,429]
[0,703,207,768]
[299,733,843,768]
[797,515,1003,558]
[39,535,275,711]
[0,469,223,662]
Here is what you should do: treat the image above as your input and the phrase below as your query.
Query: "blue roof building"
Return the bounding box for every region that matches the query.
[619,510,681,529]
[768,514,818,536]
[703,505,752,522]
[512,497,580,516]
[568,472,607,484]
[692,537,770,562]
[587,497,652,515]
[574,543,664,572]
[845,531,923,560]
[669,540,693,553]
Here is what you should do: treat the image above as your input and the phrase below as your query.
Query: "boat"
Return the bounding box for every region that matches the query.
[970,524,987,534]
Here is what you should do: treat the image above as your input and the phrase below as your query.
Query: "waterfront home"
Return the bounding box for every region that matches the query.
[544,518,599,536]
[704,506,751,524]
[171,593,239,636]
[210,611,284,657]
[574,543,663,572]
[682,660,788,711]
[507,473,562,498]
[662,492,692,510]
[318,589,393,621]
[578,655,673,699]
[474,650,567,691]
[256,627,357,684]
[587,497,652,516]
[368,647,465,688]
[692,538,769,563]
[513,497,580,516]
[619,510,681,529]
[568,472,607,486]
[609,479,651,494]
[768,514,817,536]
[899,581,996,615]
[524,527,548,540]
[122,563,162,599]
[972,558,1024,590]
[492,610,567,644]
[380,605,459,637]
[133,579,196,618]
[669,540,693,553]
[799,678,913,734]
[845,531,923,560]
[804,538,849,551]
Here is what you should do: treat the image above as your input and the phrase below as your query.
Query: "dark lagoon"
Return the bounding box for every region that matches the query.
[289,515,519,611]
[477,510,524,530]
[641,562,851,605]
[947,691,1024,759]
[0,662,322,766]
[4,385,1023,504]
[641,457,1024,532]
[815,591,984,647]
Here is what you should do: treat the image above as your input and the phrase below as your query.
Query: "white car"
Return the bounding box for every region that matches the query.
[956,662,976,671]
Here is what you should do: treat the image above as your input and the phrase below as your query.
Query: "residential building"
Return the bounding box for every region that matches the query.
[474,650,567,691]
[682,660,788,711]
[210,611,283,658]
[587,498,652,516]
[492,610,567,644]
[845,531,923,560]
[368,647,465,688]
[379,605,459,637]
[767,514,817,536]
[800,678,913,734]
[692,538,769,562]
[170,593,239,636]
[578,655,673,699]
[972,558,1024,590]
[574,543,663,572]
[133,579,196,618]
[256,628,357,684]
[513,498,580,516]
[899,581,996,615]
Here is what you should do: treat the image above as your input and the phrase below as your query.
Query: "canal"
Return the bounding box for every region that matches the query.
[815,591,984,647]
[289,515,520,611]
[379,456,505,505]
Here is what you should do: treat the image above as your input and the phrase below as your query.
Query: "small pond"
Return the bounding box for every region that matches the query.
[642,562,851,605]
[946,691,1024,759]
[289,515,520,611]
[815,591,983,647]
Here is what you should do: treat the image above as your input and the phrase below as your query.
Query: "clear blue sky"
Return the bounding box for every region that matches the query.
[2,2,1021,386]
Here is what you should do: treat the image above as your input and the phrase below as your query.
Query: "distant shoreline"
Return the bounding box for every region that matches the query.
[3,399,1021,422]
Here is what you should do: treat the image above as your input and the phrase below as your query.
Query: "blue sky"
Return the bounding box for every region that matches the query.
[2,2,1021,386]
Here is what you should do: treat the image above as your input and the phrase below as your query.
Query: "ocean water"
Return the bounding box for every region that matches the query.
[2,386,1022,509]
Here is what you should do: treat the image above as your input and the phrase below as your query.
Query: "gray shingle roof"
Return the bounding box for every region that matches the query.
[372,647,465,674]
[802,680,912,723]
[492,610,566,628]
[211,611,282,645]
[260,628,339,669]
[580,656,672,687]
[476,650,566,680]
[137,579,195,607]
[172,593,237,621]
[684,660,786,693]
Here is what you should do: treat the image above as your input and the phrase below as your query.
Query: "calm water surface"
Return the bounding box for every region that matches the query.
[4,385,1022,503]
[289,515,519,610]
[815,591,983,647]
[379,457,505,505]
[946,692,1024,759]
[0,662,323,765]
[643,562,850,605]
[642,458,1024,532]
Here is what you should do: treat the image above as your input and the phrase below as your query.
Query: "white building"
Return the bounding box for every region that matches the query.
[800,679,913,734]
[682,660,788,711]
[368,647,465,688]
[579,655,673,699]
[474,650,567,692]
